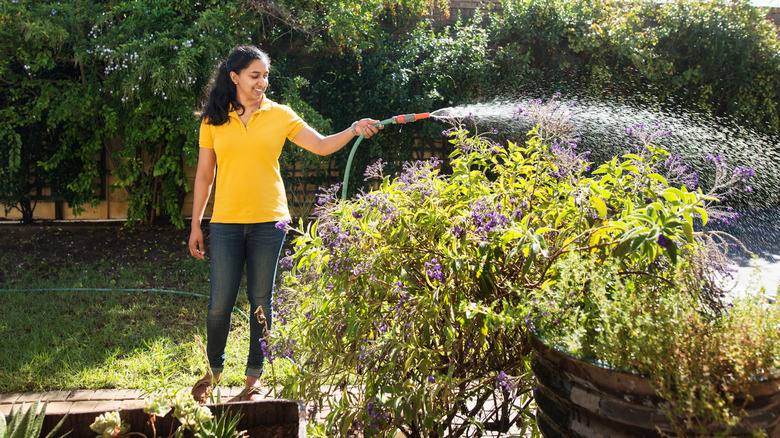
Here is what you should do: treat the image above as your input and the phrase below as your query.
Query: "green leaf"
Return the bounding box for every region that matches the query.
[666,240,678,265]
[613,238,632,258]
[555,210,570,227]
[591,195,607,218]
[501,229,523,242]
[629,233,649,252]
[694,207,709,226]
[521,245,536,277]
[661,187,682,202]
[620,164,639,174]
[682,222,694,242]
[649,173,669,187]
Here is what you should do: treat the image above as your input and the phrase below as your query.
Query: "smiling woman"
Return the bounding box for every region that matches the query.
[187,45,384,403]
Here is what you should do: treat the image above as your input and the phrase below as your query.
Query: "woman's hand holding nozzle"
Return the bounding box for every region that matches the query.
[351,119,383,138]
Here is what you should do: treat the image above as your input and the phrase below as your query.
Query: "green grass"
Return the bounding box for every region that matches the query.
[0,253,291,394]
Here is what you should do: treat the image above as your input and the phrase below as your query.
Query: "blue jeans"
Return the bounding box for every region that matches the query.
[207,222,285,378]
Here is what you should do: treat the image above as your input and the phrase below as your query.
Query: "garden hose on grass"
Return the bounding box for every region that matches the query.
[2,287,309,372]
[341,109,455,201]
[0,287,250,322]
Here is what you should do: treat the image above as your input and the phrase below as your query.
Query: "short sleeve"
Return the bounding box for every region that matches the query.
[199,122,215,149]
[281,105,308,140]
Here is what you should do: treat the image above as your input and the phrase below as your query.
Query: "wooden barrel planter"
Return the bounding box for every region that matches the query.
[40,399,306,438]
[529,334,780,437]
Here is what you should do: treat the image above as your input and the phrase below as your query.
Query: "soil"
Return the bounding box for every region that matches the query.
[0,221,201,284]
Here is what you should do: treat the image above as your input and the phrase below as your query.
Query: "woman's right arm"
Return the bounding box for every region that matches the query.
[189,147,217,259]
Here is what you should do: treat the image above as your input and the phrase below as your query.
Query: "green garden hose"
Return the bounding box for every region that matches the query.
[341,112,435,201]
[0,287,250,321]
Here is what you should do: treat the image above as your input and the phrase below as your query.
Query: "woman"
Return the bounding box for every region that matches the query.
[188,45,381,402]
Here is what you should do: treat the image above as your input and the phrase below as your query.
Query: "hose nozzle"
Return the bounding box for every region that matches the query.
[391,113,431,124]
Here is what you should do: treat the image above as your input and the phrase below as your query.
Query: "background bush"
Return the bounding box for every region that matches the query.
[1,0,778,224]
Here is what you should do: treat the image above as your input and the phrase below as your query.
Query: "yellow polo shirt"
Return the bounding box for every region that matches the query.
[199,98,308,223]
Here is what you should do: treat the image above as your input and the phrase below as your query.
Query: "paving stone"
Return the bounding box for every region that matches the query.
[0,392,20,404]
[88,400,124,413]
[90,389,120,401]
[44,401,74,414]
[67,389,95,401]
[2,400,45,415]
[119,399,146,410]
[114,389,143,401]
[67,400,104,414]
[225,387,244,397]
[40,390,72,402]
[13,392,44,403]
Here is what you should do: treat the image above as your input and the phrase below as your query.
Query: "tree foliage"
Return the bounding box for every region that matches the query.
[1,0,778,224]
[0,0,252,225]
[0,0,439,224]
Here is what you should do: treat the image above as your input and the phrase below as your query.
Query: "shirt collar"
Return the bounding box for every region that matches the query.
[229,98,274,118]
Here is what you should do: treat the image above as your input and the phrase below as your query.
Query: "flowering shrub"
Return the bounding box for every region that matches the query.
[273,96,769,437]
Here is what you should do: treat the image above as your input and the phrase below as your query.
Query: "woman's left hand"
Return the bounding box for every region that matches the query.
[352,119,383,139]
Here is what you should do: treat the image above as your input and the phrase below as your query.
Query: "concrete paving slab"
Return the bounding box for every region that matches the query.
[0,393,20,404]
[67,389,96,401]
[44,401,74,413]
[67,400,104,414]
[89,389,120,401]
[40,390,72,402]
[114,389,144,401]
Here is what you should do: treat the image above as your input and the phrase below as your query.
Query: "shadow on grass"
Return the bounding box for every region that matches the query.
[0,289,215,392]
[0,224,270,393]
[0,270,257,393]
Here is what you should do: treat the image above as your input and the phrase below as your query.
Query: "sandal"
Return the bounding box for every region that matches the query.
[191,374,213,403]
[233,385,264,402]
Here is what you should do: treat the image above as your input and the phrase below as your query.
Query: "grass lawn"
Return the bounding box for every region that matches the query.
[0,223,291,394]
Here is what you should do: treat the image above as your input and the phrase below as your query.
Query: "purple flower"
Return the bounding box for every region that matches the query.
[470,201,510,236]
[315,183,341,207]
[260,339,273,364]
[275,219,291,233]
[278,250,293,269]
[665,154,699,189]
[657,234,672,249]
[364,158,386,180]
[270,338,296,359]
[360,192,400,223]
[451,224,465,239]
[515,94,578,145]
[307,405,318,421]
[496,371,517,400]
[366,397,390,430]
[424,258,445,282]
[549,138,590,179]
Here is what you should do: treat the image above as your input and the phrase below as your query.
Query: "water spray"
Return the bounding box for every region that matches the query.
[341,109,456,200]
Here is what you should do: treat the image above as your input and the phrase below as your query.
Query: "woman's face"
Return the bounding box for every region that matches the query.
[231,59,269,105]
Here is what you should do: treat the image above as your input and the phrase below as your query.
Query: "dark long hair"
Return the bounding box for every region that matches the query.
[201,46,271,126]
